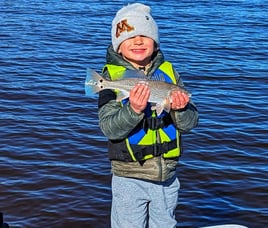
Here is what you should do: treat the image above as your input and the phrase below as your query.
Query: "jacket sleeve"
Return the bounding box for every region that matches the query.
[98,70,145,140]
[171,69,199,133]
[98,91,145,140]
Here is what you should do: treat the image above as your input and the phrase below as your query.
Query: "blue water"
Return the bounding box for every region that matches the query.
[1,1,267,227]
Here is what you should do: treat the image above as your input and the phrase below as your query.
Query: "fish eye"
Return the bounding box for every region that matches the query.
[100,79,103,83]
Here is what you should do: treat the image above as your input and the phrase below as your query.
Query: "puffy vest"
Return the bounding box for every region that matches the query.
[104,61,182,162]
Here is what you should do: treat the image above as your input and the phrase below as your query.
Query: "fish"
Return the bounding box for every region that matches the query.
[85,68,191,116]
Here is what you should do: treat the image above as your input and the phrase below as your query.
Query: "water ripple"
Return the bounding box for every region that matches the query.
[1,0,267,227]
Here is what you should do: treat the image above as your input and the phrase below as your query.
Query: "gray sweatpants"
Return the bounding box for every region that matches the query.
[111,175,180,228]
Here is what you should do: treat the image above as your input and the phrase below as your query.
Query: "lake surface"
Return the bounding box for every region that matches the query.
[1,0,267,227]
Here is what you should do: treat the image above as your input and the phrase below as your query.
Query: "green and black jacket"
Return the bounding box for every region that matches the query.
[97,45,198,181]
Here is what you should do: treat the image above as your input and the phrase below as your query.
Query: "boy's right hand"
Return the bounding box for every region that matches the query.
[129,83,150,114]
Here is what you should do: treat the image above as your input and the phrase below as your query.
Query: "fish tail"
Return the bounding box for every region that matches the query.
[85,68,102,95]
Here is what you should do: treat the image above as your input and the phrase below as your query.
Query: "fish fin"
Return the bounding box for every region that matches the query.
[155,104,164,116]
[150,72,166,81]
[163,98,171,113]
[85,68,103,95]
[121,69,147,80]
[151,98,171,116]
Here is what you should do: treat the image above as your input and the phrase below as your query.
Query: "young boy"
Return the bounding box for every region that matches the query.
[97,3,198,228]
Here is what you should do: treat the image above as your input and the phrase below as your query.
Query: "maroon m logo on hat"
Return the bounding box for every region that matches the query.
[116,19,134,38]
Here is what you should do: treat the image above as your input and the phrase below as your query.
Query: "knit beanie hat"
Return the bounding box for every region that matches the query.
[111,3,159,52]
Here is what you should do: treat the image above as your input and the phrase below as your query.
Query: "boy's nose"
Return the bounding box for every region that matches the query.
[133,36,144,44]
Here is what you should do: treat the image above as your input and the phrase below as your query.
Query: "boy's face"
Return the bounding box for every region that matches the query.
[118,36,156,68]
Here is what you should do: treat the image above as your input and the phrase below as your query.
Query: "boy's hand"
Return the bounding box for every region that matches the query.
[129,83,150,114]
[170,90,189,110]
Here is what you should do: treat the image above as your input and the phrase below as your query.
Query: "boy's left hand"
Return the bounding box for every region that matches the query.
[170,90,189,110]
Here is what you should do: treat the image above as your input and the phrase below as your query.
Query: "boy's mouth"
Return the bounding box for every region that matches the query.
[131,48,146,54]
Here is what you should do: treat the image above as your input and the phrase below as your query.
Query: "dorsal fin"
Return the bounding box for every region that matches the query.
[150,72,169,82]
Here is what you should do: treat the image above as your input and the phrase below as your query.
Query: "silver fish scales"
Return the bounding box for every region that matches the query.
[85,68,191,116]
